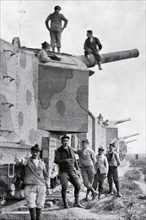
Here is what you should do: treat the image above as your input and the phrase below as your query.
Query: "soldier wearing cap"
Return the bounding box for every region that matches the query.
[106,143,121,197]
[15,144,49,220]
[84,30,102,70]
[37,41,51,63]
[92,146,108,199]
[54,135,84,209]
[73,139,97,200]
[45,5,68,53]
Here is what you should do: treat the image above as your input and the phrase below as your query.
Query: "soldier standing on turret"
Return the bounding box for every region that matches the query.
[84,30,102,70]
[45,5,68,53]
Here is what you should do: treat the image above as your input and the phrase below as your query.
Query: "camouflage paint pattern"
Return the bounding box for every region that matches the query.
[38,57,89,132]
[0,38,89,167]
[0,39,38,147]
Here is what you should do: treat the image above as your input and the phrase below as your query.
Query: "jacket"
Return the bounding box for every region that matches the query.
[23,158,49,188]
[45,12,68,32]
[84,37,102,52]
[76,148,96,168]
[54,145,79,172]
[95,154,108,174]
[37,49,50,63]
[106,152,120,167]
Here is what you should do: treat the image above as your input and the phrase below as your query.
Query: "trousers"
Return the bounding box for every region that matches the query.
[50,31,61,48]
[24,185,46,208]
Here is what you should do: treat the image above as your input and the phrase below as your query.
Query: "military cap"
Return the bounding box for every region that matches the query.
[109,143,116,147]
[61,135,70,141]
[82,139,89,144]
[54,5,61,11]
[41,41,50,49]
[31,144,41,152]
[87,30,93,34]
[98,146,105,151]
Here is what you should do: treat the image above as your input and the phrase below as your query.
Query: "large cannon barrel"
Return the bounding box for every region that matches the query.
[114,118,131,125]
[78,48,139,68]
[119,132,139,140]
[100,49,139,64]
[126,139,137,144]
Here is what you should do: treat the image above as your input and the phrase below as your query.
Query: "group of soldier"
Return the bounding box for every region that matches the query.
[15,5,116,220]
[38,5,103,70]
[16,134,121,220]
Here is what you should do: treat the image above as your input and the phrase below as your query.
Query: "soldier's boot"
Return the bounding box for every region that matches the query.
[89,187,98,200]
[98,192,102,199]
[52,47,55,52]
[73,191,85,209]
[61,190,69,208]
[115,181,122,197]
[57,47,60,53]
[87,55,92,62]
[29,208,36,220]
[97,61,102,70]
[108,181,113,194]
[85,189,90,201]
[36,208,42,220]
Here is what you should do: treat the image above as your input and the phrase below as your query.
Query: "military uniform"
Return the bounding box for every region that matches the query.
[45,6,68,52]
[17,145,49,220]
[106,148,121,197]
[55,135,84,209]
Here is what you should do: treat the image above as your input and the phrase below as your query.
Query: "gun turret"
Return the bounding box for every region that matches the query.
[126,139,137,144]
[119,133,139,140]
[78,49,139,68]
[114,118,131,125]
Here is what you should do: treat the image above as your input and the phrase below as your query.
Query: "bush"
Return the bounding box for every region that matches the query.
[124,169,141,181]
[130,158,146,168]
[130,158,146,182]
[120,178,142,196]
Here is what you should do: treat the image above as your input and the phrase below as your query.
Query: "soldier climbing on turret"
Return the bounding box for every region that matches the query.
[84,30,102,70]
[45,5,68,53]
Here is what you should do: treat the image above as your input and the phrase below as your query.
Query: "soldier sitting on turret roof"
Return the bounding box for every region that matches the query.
[37,41,51,63]
[84,30,102,70]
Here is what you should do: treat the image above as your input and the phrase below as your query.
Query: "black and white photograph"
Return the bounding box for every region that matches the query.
[0,0,145,219]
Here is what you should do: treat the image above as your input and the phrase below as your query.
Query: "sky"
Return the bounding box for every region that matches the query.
[1,0,145,154]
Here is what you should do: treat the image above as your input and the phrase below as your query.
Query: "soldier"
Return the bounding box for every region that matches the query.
[84,30,102,70]
[54,135,85,209]
[106,143,122,197]
[74,139,98,200]
[45,5,68,53]
[15,144,50,220]
[92,146,108,199]
[37,41,51,63]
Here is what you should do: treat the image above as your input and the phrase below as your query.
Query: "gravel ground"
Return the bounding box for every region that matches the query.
[1,159,146,220]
